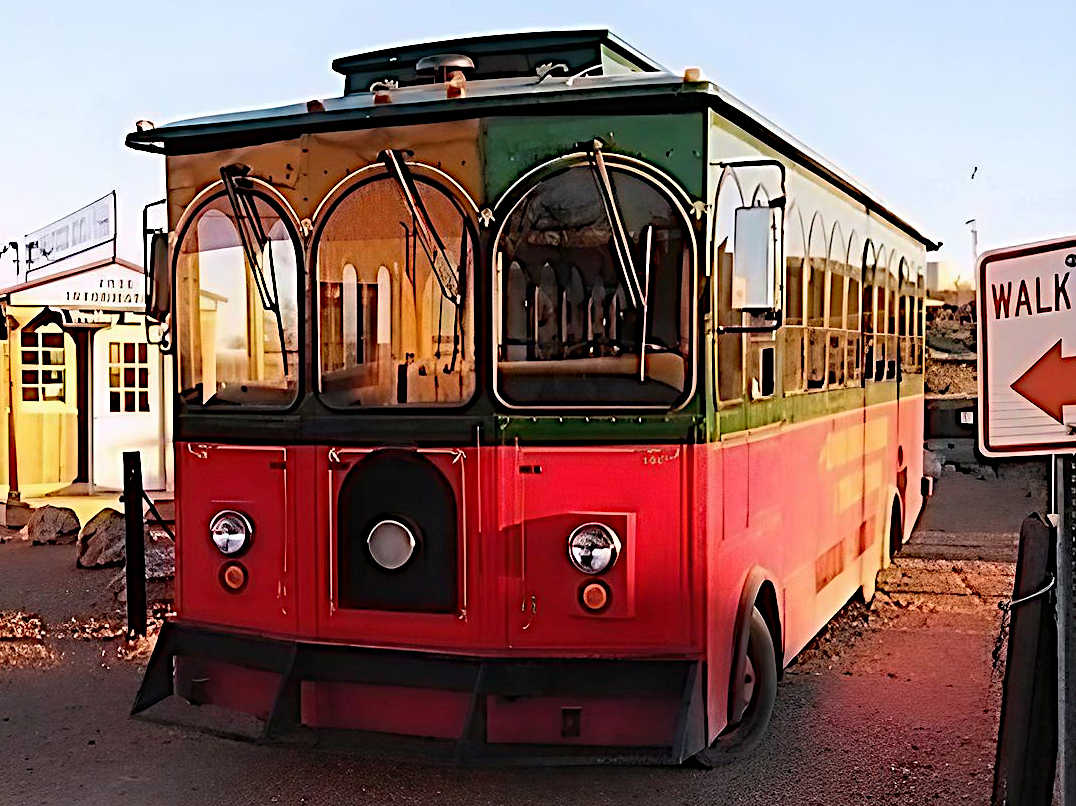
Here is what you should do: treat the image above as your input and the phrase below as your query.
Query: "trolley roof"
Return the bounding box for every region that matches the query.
[125,29,937,249]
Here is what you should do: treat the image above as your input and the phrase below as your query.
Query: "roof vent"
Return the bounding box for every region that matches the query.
[415,54,475,83]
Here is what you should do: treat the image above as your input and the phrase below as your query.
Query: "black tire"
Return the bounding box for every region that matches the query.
[692,607,778,767]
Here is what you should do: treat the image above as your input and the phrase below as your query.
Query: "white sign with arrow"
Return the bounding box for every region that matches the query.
[978,236,1076,457]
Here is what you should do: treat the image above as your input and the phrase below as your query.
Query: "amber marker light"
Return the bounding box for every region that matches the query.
[220,562,248,593]
[580,581,610,613]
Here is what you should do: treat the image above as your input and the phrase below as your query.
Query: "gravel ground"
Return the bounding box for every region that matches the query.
[0,475,1023,806]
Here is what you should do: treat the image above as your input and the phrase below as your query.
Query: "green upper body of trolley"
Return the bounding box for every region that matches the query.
[128,30,935,449]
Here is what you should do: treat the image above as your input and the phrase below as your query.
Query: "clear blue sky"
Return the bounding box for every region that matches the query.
[1,0,1072,285]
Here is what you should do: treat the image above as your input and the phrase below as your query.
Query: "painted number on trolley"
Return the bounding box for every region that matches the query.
[641,449,678,466]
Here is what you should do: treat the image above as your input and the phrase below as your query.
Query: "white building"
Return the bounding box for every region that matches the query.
[0,257,173,494]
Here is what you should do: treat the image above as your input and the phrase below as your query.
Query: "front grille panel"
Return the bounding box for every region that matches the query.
[337,449,459,612]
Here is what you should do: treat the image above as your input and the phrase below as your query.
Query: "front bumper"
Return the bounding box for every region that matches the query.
[133,620,707,764]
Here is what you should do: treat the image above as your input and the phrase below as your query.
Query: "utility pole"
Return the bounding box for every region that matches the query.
[966,218,979,265]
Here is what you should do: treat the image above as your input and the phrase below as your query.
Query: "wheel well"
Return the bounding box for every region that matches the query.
[754,581,783,677]
[889,496,904,560]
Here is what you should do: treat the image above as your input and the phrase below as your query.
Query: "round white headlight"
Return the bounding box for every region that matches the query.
[367,519,417,570]
[209,510,253,556]
[567,522,622,575]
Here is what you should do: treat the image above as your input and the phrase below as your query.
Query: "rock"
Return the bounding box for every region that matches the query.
[923,450,943,480]
[108,571,174,605]
[107,535,175,604]
[24,506,80,545]
[76,509,127,568]
[976,465,998,481]
[144,537,175,580]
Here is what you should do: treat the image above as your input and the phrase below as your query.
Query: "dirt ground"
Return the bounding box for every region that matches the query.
[0,468,1035,806]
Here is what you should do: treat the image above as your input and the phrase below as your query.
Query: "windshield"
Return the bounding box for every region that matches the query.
[494,163,693,407]
[174,193,300,407]
[315,171,476,407]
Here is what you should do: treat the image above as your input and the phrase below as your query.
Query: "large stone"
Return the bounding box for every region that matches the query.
[76,508,127,568]
[24,506,80,546]
[144,536,175,580]
[107,535,175,604]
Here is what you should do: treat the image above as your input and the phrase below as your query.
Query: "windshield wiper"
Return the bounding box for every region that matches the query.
[638,224,653,382]
[380,149,460,304]
[220,164,289,375]
[587,140,644,309]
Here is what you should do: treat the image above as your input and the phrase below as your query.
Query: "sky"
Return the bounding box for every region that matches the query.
[0,0,1072,290]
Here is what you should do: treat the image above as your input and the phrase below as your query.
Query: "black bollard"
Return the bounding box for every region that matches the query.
[123,451,147,639]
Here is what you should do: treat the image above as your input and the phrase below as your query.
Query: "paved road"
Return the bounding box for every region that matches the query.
[0,470,1029,806]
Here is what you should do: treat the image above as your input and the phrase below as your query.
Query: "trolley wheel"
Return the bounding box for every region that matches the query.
[692,607,778,767]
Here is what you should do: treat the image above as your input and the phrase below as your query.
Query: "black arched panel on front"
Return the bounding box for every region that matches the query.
[336,450,458,612]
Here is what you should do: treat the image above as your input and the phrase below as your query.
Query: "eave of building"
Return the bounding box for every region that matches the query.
[0,257,144,300]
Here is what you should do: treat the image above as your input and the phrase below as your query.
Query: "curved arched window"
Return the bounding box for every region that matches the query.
[314,170,476,408]
[494,162,694,407]
[173,191,301,407]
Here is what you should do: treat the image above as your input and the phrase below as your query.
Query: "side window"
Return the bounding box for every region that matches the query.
[715,239,744,402]
[20,329,67,403]
[862,262,877,382]
[108,341,150,412]
[827,266,845,387]
[847,272,861,384]
[782,209,806,394]
[916,269,926,372]
[805,217,827,391]
[886,261,898,380]
[783,253,804,393]
[806,253,826,389]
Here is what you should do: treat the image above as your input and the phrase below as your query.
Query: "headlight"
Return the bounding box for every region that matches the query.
[567,522,622,575]
[209,510,253,556]
[367,519,417,570]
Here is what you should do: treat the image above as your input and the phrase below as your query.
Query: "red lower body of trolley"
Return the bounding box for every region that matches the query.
[136,396,922,761]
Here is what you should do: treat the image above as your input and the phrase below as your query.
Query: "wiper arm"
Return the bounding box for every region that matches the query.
[587,140,643,309]
[638,224,653,382]
[220,164,289,375]
[380,149,460,303]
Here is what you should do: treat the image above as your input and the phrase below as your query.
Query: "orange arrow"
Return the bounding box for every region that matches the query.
[1011,339,1076,423]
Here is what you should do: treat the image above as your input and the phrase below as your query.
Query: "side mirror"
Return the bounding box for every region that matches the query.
[732,205,783,312]
[146,230,171,322]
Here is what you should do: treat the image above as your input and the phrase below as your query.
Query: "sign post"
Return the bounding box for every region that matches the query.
[1061,458,1075,804]
[978,236,1076,804]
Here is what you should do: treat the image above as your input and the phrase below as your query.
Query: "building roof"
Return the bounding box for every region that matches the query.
[0,257,143,298]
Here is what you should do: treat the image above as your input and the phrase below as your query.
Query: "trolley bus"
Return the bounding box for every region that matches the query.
[127,29,935,763]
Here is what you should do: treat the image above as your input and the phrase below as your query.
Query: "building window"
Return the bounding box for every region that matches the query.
[20,330,66,402]
[109,342,149,412]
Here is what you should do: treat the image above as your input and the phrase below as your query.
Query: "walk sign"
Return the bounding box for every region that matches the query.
[978,236,1076,457]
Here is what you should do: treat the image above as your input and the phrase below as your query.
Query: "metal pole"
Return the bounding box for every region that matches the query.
[5,314,19,502]
[1061,456,1075,804]
[123,451,147,638]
